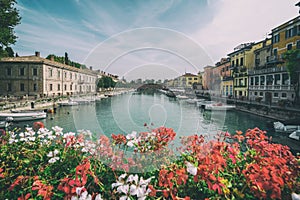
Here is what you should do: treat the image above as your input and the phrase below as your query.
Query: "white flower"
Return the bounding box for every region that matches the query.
[126,131,137,140]
[19,132,25,137]
[139,177,152,186]
[127,174,138,184]
[48,157,59,164]
[127,139,138,147]
[53,149,59,155]
[94,194,103,200]
[118,173,127,181]
[47,151,54,157]
[117,184,129,194]
[28,136,36,141]
[52,126,63,135]
[76,186,85,195]
[186,161,197,176]
[112,181,123,189]
[120,196,129,200]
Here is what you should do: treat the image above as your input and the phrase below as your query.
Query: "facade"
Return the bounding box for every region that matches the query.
[247,16,300,104]
[170,72,201,88]
[228,42,262,99]
[202,66,213,90]
[271,16,300,59]
[0,52,98,98]
[217,58,233,97]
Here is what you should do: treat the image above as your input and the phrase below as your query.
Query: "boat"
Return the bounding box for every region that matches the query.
[0,111,47,122]
[198,101,215,109]
[205,103,236,111]
[58,101,79,106]
[273,121,300,134]
[184,98,199,104]
[176,95,189,100]
[0,121,10,128]
[289,130,300,141]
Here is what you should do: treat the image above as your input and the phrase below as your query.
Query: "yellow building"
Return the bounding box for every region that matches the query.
[271,16,300,59]
[228,42,264,99]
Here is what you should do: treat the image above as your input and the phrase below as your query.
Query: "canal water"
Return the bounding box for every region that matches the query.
[12,92,299,154]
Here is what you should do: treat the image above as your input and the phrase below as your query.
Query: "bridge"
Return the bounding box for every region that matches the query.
[136,83,165,92]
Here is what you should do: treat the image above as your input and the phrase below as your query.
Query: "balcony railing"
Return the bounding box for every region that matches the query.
[248,66,287,75]
[249,85,292,90]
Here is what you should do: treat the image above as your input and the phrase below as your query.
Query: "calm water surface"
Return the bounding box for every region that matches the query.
[13,92,299,153]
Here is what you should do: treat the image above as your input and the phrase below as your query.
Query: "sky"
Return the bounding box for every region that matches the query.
[14,0,299,80]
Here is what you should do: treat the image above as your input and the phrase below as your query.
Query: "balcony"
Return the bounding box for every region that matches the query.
[249,85,292,91]
[222,76,234,81]
[248,66,287,75]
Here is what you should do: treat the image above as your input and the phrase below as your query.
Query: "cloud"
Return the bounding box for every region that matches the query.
[192,0,299,62]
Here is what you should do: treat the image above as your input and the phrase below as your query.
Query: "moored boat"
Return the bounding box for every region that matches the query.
[58,101,79,106]
[273,120,300,134]
[205,103,236,111]
[0,112,47,122]
[289,130,300,141]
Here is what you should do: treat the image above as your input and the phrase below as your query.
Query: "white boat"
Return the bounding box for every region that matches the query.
[185,98,199,104]
[289,130,300,141]
[0,121,10,128]
[198,101,215,109]
[58,101,79,106]
[176,95,189,100]
[273,121,300,133]
[205,103,236,111]
[0,112,47,122]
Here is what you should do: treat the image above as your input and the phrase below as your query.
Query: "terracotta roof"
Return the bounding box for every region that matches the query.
[0,56,95,76]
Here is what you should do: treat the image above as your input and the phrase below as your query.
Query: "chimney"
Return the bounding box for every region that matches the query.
[90,66,93,70]
[35,51,40,57]
[50,55,54,61]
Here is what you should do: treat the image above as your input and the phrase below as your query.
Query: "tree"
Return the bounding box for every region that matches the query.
[283,49,300,104]
[0,0,21,57]
[97,76,116,89]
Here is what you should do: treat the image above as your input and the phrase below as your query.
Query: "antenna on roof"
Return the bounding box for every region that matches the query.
[296,1,300,14]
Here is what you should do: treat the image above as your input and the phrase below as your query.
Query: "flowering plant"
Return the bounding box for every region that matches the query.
[0,125,299,199]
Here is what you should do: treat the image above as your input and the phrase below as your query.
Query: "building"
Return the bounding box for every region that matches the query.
[271,16,300,58]
[0,52,98,98]
[228,42,261,99]
[202,66,214,90]
[217,58,233,97]
[171,72,201,88]
[247,16,300,104]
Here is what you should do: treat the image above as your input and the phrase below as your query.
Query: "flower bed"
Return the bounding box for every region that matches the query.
[0,126,299,199]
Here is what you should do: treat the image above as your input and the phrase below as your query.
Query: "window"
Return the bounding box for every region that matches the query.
[255,77,259,85]
[273,34,280,43]
[240,57,244,66]
[49,84,53,91]
[259,92,263,97]
[58,84,60,91]
[282,93,287,98]
[57,70,61,78]
[297,40,300,49]
[33,68,38,76]
[70,73,72,80]
[273,48,278,56]
[250,77,254,85]
[70,84,72,90]
[260,76,265,85]
[231,61,234,67]
[194,78,198,80]
[64,72,67,78]
[274,74,281,85]
[33,83,37,91]
[20,68,25,76]
[274,93,278,97]
[282,73,289,85]
[266,75,273,85]
[6,68,12,76]
[49,68,53,77]
[20,83,25,91]
[64,84,67,90]
[7,83,12,92]
[188,78,192,80]
[287,43,293,51]
[236,59,239,67]
[254,92,258,95]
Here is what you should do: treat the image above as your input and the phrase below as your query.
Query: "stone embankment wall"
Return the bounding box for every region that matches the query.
[234,102,300,121]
